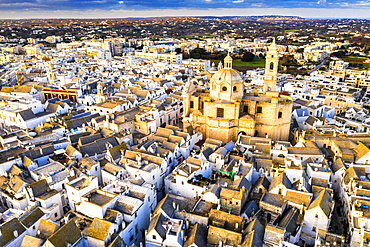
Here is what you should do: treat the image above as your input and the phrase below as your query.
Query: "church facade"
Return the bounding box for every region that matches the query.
[182,40,293,142]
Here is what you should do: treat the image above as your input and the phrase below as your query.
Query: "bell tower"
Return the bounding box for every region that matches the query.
[96,83,106,104]
[47,63,56,84]
[264,38,279,92]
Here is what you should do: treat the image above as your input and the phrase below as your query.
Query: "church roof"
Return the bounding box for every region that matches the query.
[211,68,243,83]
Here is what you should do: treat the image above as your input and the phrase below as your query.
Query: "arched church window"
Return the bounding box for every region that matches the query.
[270,62,274,71]
[233,86,237,92]
[222,86,227,92]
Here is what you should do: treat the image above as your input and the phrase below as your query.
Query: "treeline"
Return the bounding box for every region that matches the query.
[183,47,263,62]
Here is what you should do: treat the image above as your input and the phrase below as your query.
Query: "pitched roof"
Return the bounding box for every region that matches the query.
[331,157,345,173]
[147,212,167,239]
[354,142,370,162]
[36,219,57,240]
[103,163,123,175]
[18,109,36,121]
[46,219,81,247]
[269,172,292,191]
[155,127,173,138]
[242,218,264,247]
[254,175,270,189]
[108,236,126,247]
[307,188,333,217]
[19,207,44,228]
[261,192,285,208]
[209,209,244,232]
[13,85,34,93]
[27,179,49,197]
[285,190,313,207]
[86,218,112,241]
[20,235,42,247]
[0,218,27,246]
[183,223,207,247]
[305,115,319,126]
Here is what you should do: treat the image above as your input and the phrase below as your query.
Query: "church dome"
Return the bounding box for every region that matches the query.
[211,68,243,83]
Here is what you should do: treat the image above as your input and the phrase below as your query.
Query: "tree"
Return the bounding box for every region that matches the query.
[189,48,208,59]
[331,51,346,58]
[241,52,255,62]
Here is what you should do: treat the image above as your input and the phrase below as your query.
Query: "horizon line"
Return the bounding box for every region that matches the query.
[0,8,370,20]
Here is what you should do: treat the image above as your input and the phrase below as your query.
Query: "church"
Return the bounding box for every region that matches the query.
[182,39,293,143]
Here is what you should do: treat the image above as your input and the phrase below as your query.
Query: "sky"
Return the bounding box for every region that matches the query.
[0,0,369,19]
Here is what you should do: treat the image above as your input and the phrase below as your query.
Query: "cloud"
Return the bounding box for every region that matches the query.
[251,3,266,7]
[354,0,370,5]
[1,0,370,16]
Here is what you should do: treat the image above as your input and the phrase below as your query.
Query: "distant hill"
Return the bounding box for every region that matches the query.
[195,15,305,21]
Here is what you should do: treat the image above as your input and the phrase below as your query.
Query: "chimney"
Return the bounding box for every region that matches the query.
[172,201,176,210]
[136,154,142,165]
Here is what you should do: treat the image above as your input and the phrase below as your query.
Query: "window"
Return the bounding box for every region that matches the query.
[315,214,318,218]
[257,106,262,114]
[222,86,227,92]
[270,62,274,71]
[190,101,194,108]
[312,227,316,232]
[244,105,248,113]
[54,213,58,218]
[233,86,237,92]
[278,111,282,119]
[216,108,224,118]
